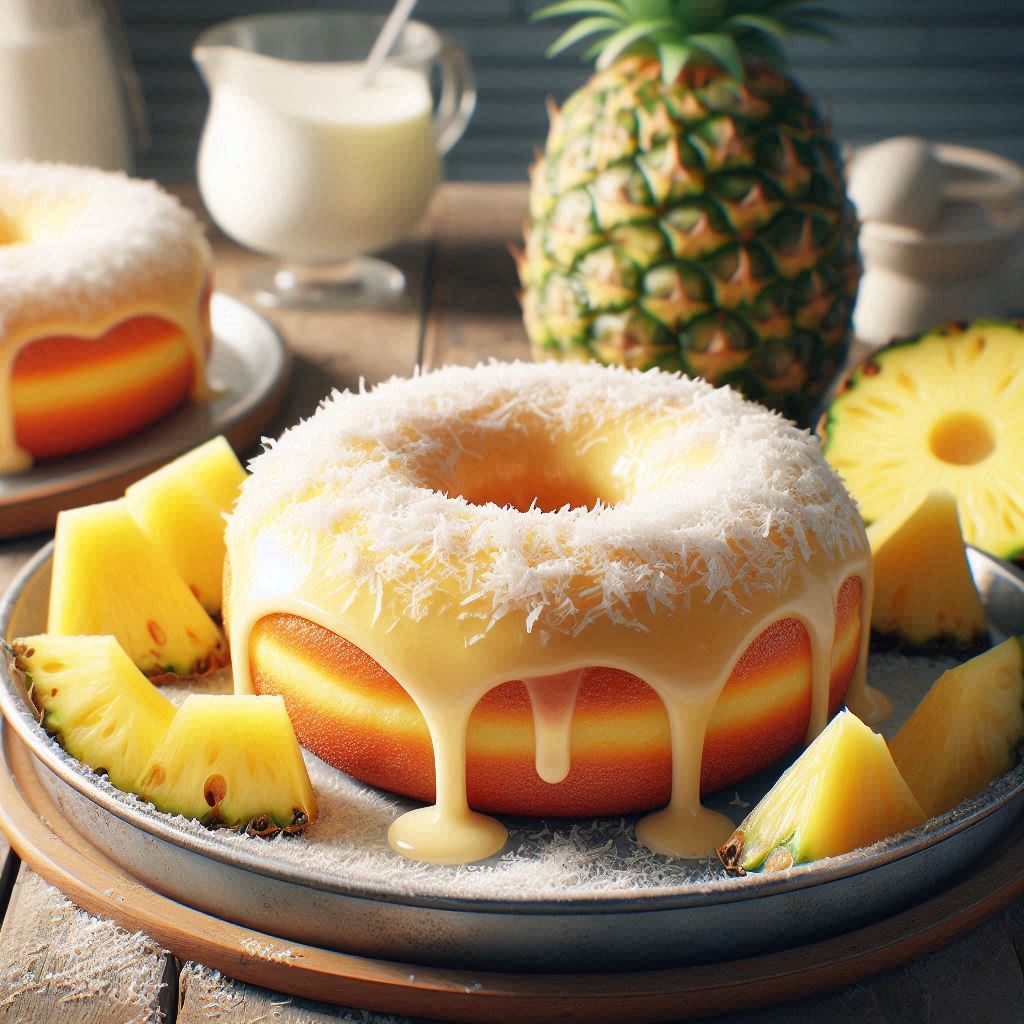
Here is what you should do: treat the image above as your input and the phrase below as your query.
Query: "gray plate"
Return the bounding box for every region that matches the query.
[2,545,1024,972]
[0,293,289,539]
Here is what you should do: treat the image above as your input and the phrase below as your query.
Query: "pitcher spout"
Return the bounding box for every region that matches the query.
[192,43,241,91]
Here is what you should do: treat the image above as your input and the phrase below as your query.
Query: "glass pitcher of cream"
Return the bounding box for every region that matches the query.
[194,12,474,308]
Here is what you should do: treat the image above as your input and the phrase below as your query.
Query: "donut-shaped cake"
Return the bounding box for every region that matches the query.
[0,162,212,473]
[225,362,875,864]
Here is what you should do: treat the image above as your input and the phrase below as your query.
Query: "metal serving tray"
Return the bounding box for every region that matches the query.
[2,543,1023,972]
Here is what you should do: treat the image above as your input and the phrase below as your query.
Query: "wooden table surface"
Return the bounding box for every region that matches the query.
[2,183,1024,1024]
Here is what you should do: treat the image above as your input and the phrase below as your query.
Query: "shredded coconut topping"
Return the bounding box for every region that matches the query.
[0,160,209,335]
[229,362,867,637]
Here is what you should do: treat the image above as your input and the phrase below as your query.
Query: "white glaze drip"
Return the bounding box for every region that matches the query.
[524,670,583,785]
[844,560,892,725]
[388,696,508,865]
[636,677,738,858]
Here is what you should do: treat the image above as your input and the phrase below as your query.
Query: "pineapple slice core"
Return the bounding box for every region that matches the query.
[718,710,925,873]
[12,634,174,792]
[867,489,988,651]
[48,499,227,677]
[136,694,317,833]
[891,637,1024,818]
[928,412,996,466]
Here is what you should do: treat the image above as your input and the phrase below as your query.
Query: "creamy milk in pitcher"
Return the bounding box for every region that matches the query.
[194,12,475,306]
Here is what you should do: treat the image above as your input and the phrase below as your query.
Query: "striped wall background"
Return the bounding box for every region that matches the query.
[124,0,1024,184]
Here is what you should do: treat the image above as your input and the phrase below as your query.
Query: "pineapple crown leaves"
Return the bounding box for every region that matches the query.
[534,0,842,83]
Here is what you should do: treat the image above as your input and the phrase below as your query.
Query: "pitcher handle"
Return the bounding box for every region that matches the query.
[434,39,476,157]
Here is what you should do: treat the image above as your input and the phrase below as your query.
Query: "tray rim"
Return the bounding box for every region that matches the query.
[3,541,1024,917]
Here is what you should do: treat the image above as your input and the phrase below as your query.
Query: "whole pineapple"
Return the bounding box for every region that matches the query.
[519,0,859,425]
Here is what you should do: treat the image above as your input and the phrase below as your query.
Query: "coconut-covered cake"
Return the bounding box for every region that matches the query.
[224,361,879,865]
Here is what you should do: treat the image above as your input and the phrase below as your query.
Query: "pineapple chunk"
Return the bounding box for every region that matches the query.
[125,437,246,614]
[867,490,988,651]
[718,711,925,873]
[172,436,248,513]
[821,319,1024,560]
[11,634,174,792]
[48,499,227,677]
[136,694,317,834]
[891,637,1024,817]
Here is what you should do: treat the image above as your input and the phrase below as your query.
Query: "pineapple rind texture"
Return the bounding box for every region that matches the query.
[718,710,925,873]
[521,57,859,426]
[136,694,318,834]
[891,637,1024,818]
[867,490,989,652]
[47,499,228,677]
[822,319,1024,560]
[12,634,175,793]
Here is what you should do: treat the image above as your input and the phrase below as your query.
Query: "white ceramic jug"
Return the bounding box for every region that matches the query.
[0,0,139,170]
[194,12,475,307]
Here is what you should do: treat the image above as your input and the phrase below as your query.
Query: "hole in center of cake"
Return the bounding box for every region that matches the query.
[0,198,86,246]
[453,464,607,512]
[0,214,24,246]
[416,430,629,512]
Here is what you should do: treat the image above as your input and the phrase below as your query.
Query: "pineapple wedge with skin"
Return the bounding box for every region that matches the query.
[125,437,246,614]
[11,634,175,793]
[891,637,1024,818]
[868,490,988,651]
[821,319,1024,560]
[136,694,317,835]
[48,499,227,678]
[718,711,925,874]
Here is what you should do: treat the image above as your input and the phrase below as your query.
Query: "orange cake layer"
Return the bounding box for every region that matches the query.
[246,577,861,816]
[12,316,198,459]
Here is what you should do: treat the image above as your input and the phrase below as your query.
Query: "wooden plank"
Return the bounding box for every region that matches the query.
[172,910,1024,1024]
[862,913,1024,1024]
[177,961,430,1023]
[420,182,530,370]
[0,869,173,1024]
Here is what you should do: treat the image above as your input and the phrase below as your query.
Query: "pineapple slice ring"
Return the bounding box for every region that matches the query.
[0,160,213,473]
[224,362,873,864]
[820,319,1024,561]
